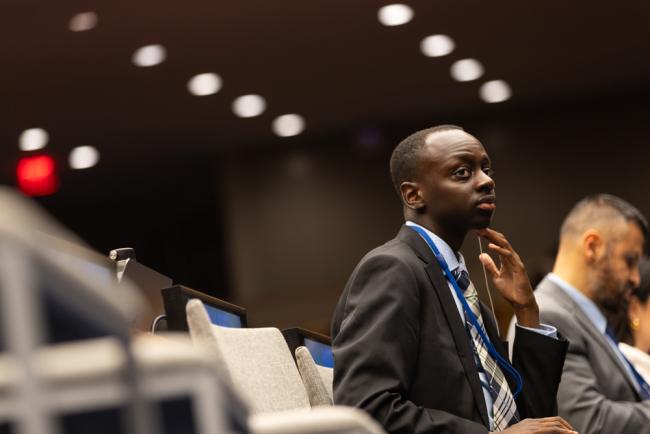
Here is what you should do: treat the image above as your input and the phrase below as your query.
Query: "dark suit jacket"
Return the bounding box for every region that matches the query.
[534,276,650,434]
[331,226,568,434]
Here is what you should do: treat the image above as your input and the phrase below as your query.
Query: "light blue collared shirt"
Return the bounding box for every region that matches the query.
[406,221,557,427]
[546,273,639,391]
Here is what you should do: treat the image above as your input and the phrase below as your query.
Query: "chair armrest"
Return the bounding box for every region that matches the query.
[248,405,386,434]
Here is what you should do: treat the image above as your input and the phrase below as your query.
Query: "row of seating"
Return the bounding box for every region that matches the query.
[0,187,385,434]
[112,257,335,370]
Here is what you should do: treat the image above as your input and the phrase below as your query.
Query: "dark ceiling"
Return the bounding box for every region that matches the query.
[2,0,650,171]
[1,0,649,299]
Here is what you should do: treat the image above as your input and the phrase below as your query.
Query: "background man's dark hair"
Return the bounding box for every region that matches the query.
[560,194,649,242]
[389,124,464,198]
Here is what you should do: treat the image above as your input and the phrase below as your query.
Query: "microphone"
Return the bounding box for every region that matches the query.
[108,247,136,282]
[109,247,136,262]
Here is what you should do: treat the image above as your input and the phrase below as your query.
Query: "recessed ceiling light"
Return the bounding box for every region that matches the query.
[19,128,49,151]
[187,73,222,96]
[232,95,266,118]
[479,80,512,103]
[377,4,414,26]
[68,146,100,170]
[68,12,98,32]
[450,58,484,82]
[420,34,455,57]
[132,44,167,67]
[272,114,306,137]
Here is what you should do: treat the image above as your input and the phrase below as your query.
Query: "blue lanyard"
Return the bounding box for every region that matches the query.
[605,327,650,400]
[408,224,523,398]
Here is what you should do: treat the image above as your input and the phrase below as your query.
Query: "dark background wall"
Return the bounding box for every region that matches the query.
[219,87,650,332]
[14,86,645,333]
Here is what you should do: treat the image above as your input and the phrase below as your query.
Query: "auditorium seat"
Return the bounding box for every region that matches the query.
[0,353,17,424]
[249,406,385,434]
[295,346,333,406]
[186,298,311,413]
[185,299,387,434]
[0,333,246,434]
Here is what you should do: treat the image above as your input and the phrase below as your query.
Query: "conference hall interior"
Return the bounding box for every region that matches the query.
[1,1,649,433]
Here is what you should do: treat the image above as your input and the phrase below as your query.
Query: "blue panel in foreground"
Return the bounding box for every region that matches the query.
[202,303,243,328]
[304,337,334,368]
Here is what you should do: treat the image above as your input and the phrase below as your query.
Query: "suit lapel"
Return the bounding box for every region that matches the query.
[398,226,490,426]
[541,279,641,398]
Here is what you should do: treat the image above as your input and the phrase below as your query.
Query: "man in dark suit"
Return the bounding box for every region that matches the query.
[331,125,574,434]
[519,195,650,434]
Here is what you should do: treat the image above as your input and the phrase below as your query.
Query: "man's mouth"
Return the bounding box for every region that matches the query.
[477,196,496,211]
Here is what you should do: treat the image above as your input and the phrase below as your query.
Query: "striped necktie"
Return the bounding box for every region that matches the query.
[453,268,520,431]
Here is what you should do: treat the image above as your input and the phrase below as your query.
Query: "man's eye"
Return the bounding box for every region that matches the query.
[626,255,639,268]
[454,168,471,178]
[483,168,495,177]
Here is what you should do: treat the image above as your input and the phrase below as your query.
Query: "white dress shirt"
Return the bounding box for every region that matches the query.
[619,342,650,385]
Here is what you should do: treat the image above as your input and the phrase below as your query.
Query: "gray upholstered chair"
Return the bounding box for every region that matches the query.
[295,346,333,406]
[249,406,385,434]
[0,334,241,434]
[186,299,387,434]
[186,298,310,414]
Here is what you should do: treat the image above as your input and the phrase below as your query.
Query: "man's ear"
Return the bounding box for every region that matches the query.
[582,230,605,263]
[400,181,425,211]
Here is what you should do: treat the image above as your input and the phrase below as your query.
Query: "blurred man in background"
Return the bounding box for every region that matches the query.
[515,194,650,434]
[332,125,574,434]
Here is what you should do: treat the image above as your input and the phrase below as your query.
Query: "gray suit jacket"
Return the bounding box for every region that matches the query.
[534,275,650,434]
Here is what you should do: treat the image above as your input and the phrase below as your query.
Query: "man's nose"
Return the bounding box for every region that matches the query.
[630,268,641,289]
[476,170,495,192]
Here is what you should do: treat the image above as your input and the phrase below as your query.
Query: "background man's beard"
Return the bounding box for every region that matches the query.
[597,291,626,316]
[593,267,627,317]
[591,253,626,315]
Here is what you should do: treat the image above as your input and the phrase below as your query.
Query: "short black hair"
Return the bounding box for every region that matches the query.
[389,125,464,198]
[560,194,649,242]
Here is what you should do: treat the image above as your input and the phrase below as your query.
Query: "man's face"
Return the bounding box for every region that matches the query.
[415,130,496,230]
[592,222,644,315]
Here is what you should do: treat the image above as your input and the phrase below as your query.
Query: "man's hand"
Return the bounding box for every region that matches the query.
[475,228,540,329]
[492,417,577,433]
